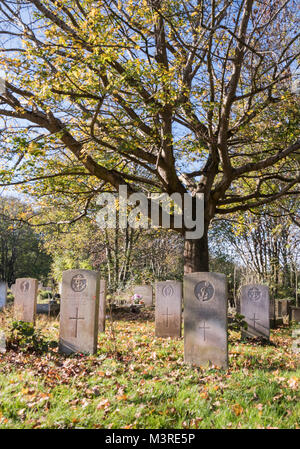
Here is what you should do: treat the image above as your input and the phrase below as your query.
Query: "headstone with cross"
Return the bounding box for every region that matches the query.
[59,269,100,354]
[184,272,228,368]
[98,279,106,332]
[0,281,7,310]
[155,281,182,337]
[133,284,153,306]
[14,278,38,324]
[240,284,270,339]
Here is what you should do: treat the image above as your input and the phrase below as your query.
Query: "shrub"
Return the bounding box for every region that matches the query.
[7,320,58,353]
[38,290,53,300]
[229,313,248,333]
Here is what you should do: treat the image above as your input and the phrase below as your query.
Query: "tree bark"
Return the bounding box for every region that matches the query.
[184,227,209,273]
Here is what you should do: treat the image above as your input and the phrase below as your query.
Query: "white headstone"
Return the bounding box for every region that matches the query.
[184,272,228,368]
[240,284,270,339]
[155,281,182,337]
[59,269,100,354]
[14,278,38,324]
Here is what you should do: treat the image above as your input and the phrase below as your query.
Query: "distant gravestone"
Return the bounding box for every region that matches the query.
[59,270,100,355]
[0,331,6,354]
[133,285,153,306]
[0,282,7,310]
[289,306,300,323]
[99,279,106,332]
[240,284,270,339]
[14,278,38,324]
[276,299,292,318]
[184,272,228,368]
[155,281,182,338]
[270,297,276,328]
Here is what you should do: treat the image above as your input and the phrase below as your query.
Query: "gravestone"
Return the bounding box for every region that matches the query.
[276,298,292,317]
[184,272,228,368]
[155,281,182,337]
[270,297,276,328]
[59,269,100,355]
[289,306,300,323]
[0,331,6,354]
[0,282,7,310]
[291,328,300,354]
[133,285,153,306]
[99,279,106,332]
[14,278,38,324]
[240,284,270,339]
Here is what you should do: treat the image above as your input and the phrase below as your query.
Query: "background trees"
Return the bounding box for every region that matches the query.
[0,197,51,284]
[0,0,299,273]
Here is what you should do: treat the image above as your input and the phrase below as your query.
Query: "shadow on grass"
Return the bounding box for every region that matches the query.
[110,309,155,322]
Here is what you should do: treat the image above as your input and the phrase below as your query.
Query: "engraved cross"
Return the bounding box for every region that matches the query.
[69,307,84,338]
[161,308,174,328]
[249,313,261,329]
[198,321,210,341]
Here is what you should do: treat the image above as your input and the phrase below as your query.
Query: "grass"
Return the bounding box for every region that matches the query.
[0,308,299,429]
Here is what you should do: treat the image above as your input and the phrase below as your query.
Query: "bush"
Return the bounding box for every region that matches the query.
[7,321,58,353]
[38,290,53,300]
[229,313,248,333]
[6,293,14,303]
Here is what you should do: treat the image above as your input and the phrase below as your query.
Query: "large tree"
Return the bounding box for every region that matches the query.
[0,0,299,272]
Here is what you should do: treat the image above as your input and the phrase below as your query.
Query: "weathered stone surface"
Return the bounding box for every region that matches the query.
[0,331,6,354]
[0,282,7,310]
[133,285,153,306]
[276,298,292,317]
[184,272,228,368]
[240,284,270,339]
[59,269,99,355]
[14,278,38,324]
[289,306,300,323]
[291,328,300,354]
[155,281,182,338]
[99,279,106,332]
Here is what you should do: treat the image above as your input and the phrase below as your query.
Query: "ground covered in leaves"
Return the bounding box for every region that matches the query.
[0,309,299,429]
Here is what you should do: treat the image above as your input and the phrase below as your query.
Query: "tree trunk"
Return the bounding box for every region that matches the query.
[184,227,209,273]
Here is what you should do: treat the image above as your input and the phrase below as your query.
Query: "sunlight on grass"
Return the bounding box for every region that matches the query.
[0,312,299,429]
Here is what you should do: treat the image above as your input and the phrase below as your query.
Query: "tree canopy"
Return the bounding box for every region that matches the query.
[0,0,299,272]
